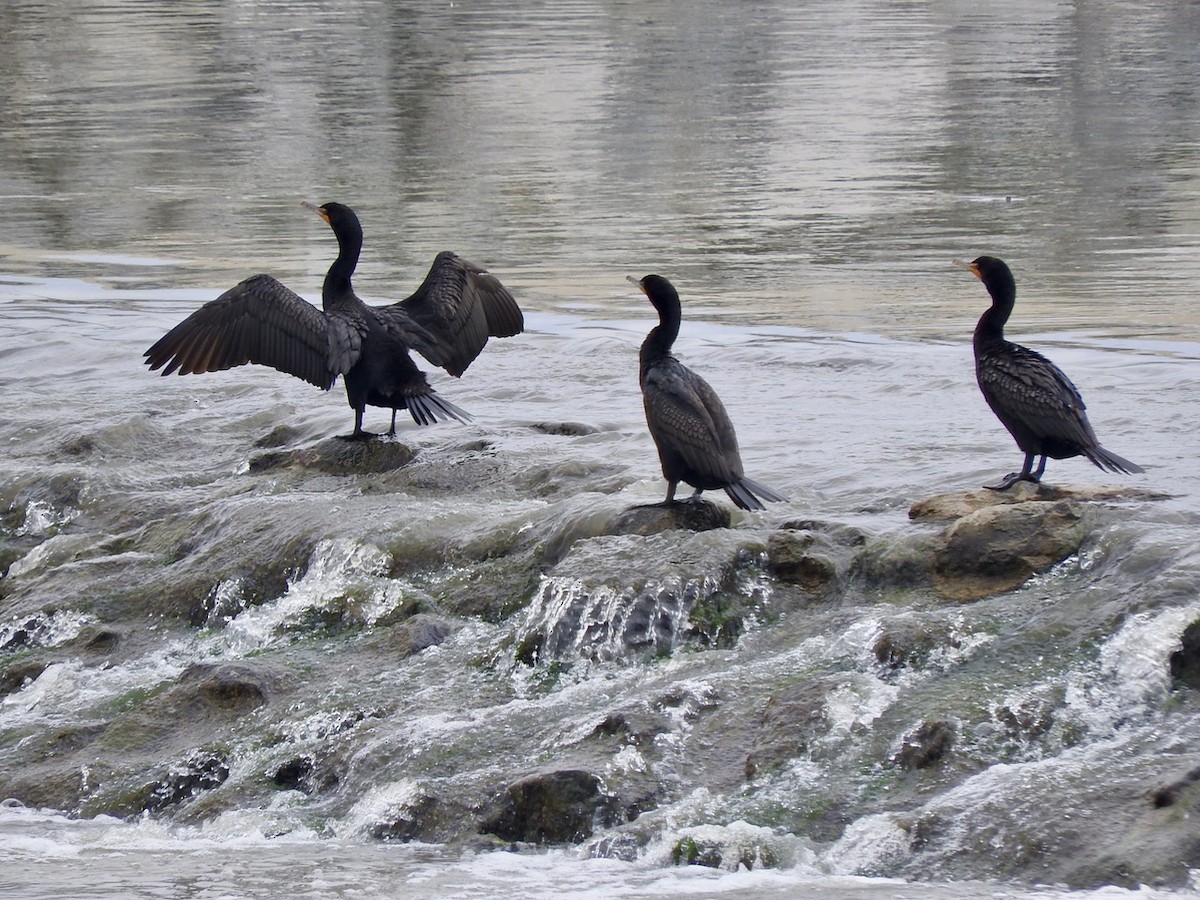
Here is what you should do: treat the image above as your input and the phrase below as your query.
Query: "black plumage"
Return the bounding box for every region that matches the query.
[631,274,787,511]
[145,201,523,439]
[959,255,1142,490]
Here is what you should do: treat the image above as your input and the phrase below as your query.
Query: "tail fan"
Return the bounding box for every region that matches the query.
[724,477,788,511]
[1085,445,1144,476]
[405,391,474,426]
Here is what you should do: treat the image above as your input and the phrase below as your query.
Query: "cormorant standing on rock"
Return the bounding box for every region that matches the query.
[630,274,787,511]
[145,201,523,439]
[957,255,1142,490]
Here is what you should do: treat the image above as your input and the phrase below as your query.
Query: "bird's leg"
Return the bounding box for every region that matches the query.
[386,409,398,438]
[340,406,377,441]
[686,488,705,504]
[1031,455,1047,481]
[660,481,679,505]
[985,452,1037,491]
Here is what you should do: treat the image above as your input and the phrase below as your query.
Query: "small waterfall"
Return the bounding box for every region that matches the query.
[517,572,732,663]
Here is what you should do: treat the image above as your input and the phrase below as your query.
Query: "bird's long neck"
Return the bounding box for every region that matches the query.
[322,221,363,304]
[974,275,1015,349]
[640,295,681,373]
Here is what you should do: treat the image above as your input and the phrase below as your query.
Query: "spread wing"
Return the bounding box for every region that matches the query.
[377,252,524,377]
[144,274,362,390]
[642,360,744,483]
[977,341,1097,446]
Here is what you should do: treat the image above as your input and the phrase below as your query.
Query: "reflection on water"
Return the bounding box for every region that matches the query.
[1,0,1198,338]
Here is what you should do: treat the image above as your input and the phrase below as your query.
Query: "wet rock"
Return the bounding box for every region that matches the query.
[892,720,955,770]
[480,769,616,844]
[1150,764,1200,809]
[122,747,232,815]
[384,614,455,658]
[910,482,1167,522]
[77,625,122,655]
[248,437,416,475]
[1169,621,1200,690]
[667,823,790,870]
[852,533,938,591]
[0,658,47,695]
[766,531,840,592]
[606,500,731,536]
[178,663,271,714]
[271,756,314,791]
[931,500,1087,601]
[529,421,602,437]
[588,708,671,748]
[253,424,305,449]
[744,678,838,779]
[872,617,972,676]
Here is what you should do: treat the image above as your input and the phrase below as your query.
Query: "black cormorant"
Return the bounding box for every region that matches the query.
[957,255,1142,490]
[630,274,787,511]
[145,201,523,439]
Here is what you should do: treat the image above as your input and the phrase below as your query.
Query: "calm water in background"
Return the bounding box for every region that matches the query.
[3,2,1200,898]
[2,0,1199,335]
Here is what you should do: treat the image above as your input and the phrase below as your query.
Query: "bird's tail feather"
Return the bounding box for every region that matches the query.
[1085,445,1144,476]
[724,477,788,511]
[406,392,474,426]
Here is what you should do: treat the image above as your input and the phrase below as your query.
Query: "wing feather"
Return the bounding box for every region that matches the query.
[977,342,1097,446]
[144,274,359,390]
[379,252,523,377]
[643,360,744,484]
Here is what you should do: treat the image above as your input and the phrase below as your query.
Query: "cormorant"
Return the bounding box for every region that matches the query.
[957,255,1142,490]
[145,201,523,439]
[630,274,787,511]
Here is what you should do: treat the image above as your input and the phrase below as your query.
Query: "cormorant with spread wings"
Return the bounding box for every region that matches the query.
[145,201,523,439]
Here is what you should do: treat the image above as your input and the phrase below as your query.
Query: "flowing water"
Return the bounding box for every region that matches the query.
[3,1,1200,897]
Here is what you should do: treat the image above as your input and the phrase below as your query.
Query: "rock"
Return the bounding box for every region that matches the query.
[606,501,731,536]
[529,422,602,437]
[852,533,938,590]
[931,500,1087,601]
[386,614,455,658]
[766,531,840,592]
[1170,621,1200,690]
[178,663,271,714]
[892,720,955,770]
[253,424,304,449]
[0,658,47,695]
[744,678,838,779]
[872,619,963,675]
[910,482,1168,522]
[480,769,616,844]
[248,437,415,475]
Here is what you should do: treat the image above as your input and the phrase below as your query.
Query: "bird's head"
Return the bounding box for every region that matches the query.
[628,273,680,312]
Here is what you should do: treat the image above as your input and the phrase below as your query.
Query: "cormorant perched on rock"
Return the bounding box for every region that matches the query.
[145,201,523,439]
[630,274,787,511]
[957,255,1142,490]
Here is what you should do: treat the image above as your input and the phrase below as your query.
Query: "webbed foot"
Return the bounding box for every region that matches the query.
[984,472,1040,491]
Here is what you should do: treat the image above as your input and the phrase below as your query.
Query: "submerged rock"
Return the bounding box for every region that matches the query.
[891,720,956,770]
[744,677,843,780]
[480,768,616,844]
[248,437,416,475]
[1170,621,1200,690]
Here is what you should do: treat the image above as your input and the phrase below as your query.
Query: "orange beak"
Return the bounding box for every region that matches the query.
[952,259,982,280]
[301,201,330,224]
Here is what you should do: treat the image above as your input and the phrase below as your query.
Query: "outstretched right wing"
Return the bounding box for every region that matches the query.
[144,274,355,390]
